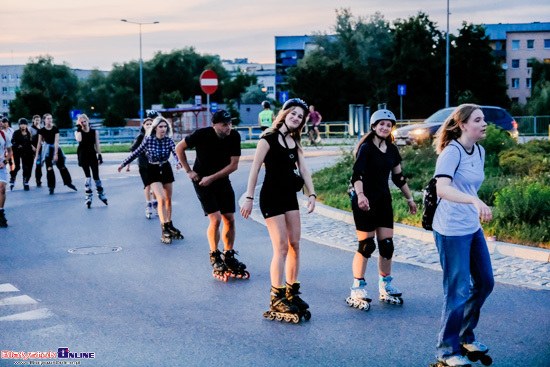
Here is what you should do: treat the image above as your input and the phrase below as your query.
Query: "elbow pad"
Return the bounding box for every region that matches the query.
[392,172,407,188]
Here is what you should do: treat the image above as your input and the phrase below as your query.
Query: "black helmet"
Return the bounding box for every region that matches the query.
[282,98,308,112]
[146,110,159,118]
[261,100,270,109]
[18,118,28,125]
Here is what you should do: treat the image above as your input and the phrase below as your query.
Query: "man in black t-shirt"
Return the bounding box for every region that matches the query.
[176,110,247,280]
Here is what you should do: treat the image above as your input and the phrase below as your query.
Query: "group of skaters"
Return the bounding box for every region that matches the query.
[1,101,495,366]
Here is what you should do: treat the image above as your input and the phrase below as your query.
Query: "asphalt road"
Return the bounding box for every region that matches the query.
[1,153,549,367]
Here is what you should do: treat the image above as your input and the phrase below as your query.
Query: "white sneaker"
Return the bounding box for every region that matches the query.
[462,341,488,353]
[440,355,471,366]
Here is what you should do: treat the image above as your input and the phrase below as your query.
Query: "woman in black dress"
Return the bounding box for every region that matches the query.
[75,114,107,207]
[241,98,316,321]
[10,118,34,191]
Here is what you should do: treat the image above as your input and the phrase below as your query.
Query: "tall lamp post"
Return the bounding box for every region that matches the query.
[445,0,450,108]
[121,19,159,125]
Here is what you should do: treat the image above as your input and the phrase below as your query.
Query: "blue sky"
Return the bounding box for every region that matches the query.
[1,0,548,70]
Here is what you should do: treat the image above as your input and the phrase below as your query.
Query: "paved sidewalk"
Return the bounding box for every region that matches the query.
[238,192,550,291]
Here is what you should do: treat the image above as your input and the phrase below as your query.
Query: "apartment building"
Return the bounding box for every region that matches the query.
[484,22,550,104]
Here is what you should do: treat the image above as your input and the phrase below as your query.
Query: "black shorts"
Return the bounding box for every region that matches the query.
[193,180,235,215]
[351,194,394,232]
[139,167,149,187]
[145,162,174,186]
[259,186,299,219]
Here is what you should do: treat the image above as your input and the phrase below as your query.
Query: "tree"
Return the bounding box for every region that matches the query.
[222,73,257,101]
[526,59,550,115]
[450,23,509,108]
[240,84,267,104]
[77,69,108,117]
[9,56,79,127]
[288,9,393,120]
[386,12,445,118]
[160,90,183,108]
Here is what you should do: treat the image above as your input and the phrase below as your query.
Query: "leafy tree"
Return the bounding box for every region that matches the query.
[222,73,257,101]
[160,90,183,108]
[9,55,78,127]
[77,69,108,117]
[451,23,509,108]
[386,12,445,118]
[240,84,267,104]
[288,9,393,120]
[526,60,550,115]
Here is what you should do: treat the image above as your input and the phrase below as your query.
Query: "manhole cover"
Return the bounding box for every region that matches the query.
[68,246,122,255]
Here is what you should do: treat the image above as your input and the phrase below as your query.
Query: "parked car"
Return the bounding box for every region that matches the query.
[393,106,518,146]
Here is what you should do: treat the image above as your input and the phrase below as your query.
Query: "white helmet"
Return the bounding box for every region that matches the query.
[370,109,396,129]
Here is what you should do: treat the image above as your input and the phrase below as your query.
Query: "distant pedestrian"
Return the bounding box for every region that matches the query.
[241,98,315,323]
[118,116,183,244]
[75,114,107,208]
[258,101,274,131]
[431,104,494,367]
[305,105,322,143]
[29,115,43,187]
[176,110,247,281]
[1,117,14,173]
[0,125,13,227]
[9,118,34,191]
[34,113,77,194]
[129,117,157,219]
[346,109,417,312]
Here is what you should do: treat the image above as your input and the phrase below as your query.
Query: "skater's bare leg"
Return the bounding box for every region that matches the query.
[221,213,235,251]
[207,211,222,253]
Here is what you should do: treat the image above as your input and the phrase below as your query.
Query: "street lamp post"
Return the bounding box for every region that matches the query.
[121,19,159,126]
[445,0,450,108]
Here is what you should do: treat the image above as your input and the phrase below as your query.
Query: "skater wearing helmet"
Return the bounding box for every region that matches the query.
[430,104,494,367]
[118,116,183,244]
[346,108,417,312]
[0,124,13,227]
[10,118,34,191]
[34,114,77,195]
[74,114,107,208]
[175,110,246,282]
[241,98,316,323]
[258,101,274,131]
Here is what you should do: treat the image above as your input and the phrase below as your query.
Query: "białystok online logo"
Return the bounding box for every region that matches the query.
[1,348,95,360]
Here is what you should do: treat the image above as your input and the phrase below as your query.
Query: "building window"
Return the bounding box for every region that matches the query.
[511,97,519,103]
[512,40,520,50]
[527,40,534,49]
[2,100,8,108]
[8,74,14,81]
[1,74,6,82]
[495,41,503,51]
[511,59,520,68]
[267,86,274,93]
[545,39,550,49]
[1,87,7,94]
[8,87,15,94]
[511,78,520,88]
[526,78,532,88]
[527,59,533,69]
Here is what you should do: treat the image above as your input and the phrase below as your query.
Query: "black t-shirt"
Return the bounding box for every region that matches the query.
[353,139,402,200]
[261,132,298,192]
[39,126,59,145]
[184,127,241,184]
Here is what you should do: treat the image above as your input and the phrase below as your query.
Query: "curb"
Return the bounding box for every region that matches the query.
[297,195,550,263]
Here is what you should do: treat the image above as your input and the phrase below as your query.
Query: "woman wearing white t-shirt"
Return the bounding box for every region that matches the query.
[431,104,494,367]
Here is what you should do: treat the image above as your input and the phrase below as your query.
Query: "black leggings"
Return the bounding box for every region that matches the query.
[81,160,100,180]
[44,148,73,189]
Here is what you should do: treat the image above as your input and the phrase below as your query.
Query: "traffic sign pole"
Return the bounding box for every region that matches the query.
[200,70,218,119]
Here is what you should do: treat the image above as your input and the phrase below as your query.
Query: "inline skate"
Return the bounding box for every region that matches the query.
[210,250,228,281]
[85,189,93,208]
[23,178,29,191]
[166,221,184,240]
[223,249,249,280]
[160,223,172,244]
[9,178,14,191]
[461,341,492,366]
[263,286,300,323]
[379,275,403,305]
[0,209,7,227]
[429,355,471,367]
[145,201,153,219]
[96,180,108,205]
[346,278,371,311]
[286,282,311,320]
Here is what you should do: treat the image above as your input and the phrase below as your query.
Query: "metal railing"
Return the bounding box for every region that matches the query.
[514,116,550,136]
[58,127,141,145]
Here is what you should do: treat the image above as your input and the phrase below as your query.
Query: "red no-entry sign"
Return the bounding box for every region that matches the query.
[200,70,218,95]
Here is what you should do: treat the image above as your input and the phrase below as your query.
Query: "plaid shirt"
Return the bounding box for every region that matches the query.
[121,135,179,167]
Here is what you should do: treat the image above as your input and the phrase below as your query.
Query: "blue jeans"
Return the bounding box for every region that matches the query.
[434,228,494,359]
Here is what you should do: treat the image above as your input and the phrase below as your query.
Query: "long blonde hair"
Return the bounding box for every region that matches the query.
[434,103,481,154]
[77,114,89,128]
[146,116,173,138]
[261,106,307,147]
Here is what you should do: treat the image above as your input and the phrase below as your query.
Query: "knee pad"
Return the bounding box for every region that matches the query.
[378,238,394,259]
[357,238,376,258]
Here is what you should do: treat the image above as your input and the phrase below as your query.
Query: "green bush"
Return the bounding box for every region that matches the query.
[398,144,437,191]
[499,139,550,176]
[493,178,550,225]
[479,124,517,162]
